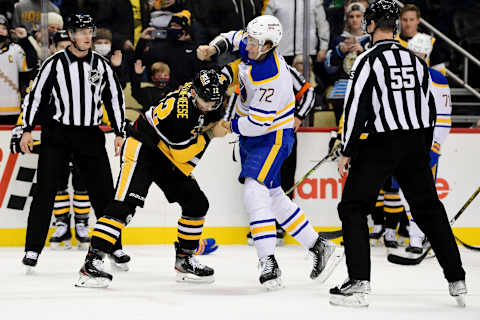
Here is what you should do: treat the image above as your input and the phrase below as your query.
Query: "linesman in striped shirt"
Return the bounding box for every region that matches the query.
[329,0,465,307]
[19,14,125,271]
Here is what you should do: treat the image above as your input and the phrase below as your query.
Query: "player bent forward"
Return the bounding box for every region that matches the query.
[75,69,229,287]
[198,15,344,290]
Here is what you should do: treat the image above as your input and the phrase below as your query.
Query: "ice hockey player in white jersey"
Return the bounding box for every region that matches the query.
[405,32,452,254]
[197,15,343,290]
[0,15,36,124]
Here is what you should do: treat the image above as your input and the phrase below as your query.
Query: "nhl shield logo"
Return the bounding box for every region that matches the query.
[88,69,101,86]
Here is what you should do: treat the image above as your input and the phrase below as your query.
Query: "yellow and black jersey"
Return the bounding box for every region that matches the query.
[141,82,223,176]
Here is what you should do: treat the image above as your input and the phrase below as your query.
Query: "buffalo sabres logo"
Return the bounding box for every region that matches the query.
[88,69,101,86]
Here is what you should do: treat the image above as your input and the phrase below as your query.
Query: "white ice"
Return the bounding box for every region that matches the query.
[0,245,478,320]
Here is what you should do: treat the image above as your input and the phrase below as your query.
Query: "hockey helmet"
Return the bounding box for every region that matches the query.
[246,15,282,49]
[66,14,96,33]
[193,69,227,110]
[408,33,433,57]
[363,0,400,34]
[54,30,70,45]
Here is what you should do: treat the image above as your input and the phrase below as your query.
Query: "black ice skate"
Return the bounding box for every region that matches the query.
[383,228,398,249]
[330,278,370,308]
[309,235,344,282]
[22,251,38,274]
[449,280,467,307]
[76,248,112,288]
[369,225,384,246]
[108,249,131,272]
[276,228,285,247]
[49,218,72,250]
[74,217,90,250]
[174,242,214,283]
[259,255,283,290]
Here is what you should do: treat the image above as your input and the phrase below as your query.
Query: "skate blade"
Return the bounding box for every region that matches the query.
[175,271,215,284]
[75,273,111,288]
[24,265,35,275]
[77,242,90,251]
[50,240,72,250]
[110,261,129,272]
[262,278,284,291]
[316,247,345,283]
[329,293,369,308]
[454,294,466,308]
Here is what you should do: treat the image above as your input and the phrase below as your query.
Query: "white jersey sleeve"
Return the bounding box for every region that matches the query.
[13,44,29,72]
[429,68,451,147]
[219,30,246,52]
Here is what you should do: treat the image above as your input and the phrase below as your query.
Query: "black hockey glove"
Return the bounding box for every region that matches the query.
[10,125,23,154]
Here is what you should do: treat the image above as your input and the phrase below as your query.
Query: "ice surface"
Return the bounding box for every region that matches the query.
[0,245,478,320]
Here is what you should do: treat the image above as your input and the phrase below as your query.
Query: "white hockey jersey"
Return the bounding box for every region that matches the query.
[429,67,451,148]
[222,30,295,137]
[0,43,29,115]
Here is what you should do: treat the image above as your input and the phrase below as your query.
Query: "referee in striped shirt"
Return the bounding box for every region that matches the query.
[330,0,465,306]
[19,14,125,269]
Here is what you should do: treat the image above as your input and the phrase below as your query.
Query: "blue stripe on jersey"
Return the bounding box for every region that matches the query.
[250,106,277,114]
[291,221,309,237]
[437,113,450,116]
[248,116,264,126]
[429,68,448,85]
[280,208,300,227]
[250,218,276,226]
[436,125,451,128]
[253,234,276,241]
[274,108,295,122]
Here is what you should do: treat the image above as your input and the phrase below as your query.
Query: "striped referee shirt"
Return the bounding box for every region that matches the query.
[342,39,436,156]
[21,47,125,136]
[224,65,315,121]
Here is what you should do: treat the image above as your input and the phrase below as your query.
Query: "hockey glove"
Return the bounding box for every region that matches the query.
[328,130,342,161]
[10,125,23,154]
[194,238,218,255]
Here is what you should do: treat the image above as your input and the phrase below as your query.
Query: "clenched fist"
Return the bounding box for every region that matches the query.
[197,45,217,61]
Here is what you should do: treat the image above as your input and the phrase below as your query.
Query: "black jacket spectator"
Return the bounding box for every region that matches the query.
[109,0,151,50]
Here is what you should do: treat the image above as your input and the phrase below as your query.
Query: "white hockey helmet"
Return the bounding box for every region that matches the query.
[408,33,433,57]
[246,15,283,49]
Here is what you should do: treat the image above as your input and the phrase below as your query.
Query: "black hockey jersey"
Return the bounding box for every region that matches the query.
[140,82,223,176]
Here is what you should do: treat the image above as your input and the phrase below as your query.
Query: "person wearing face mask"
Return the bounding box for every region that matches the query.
[93,28,127,88]
[136,10,209,89]
[131,60,172,111]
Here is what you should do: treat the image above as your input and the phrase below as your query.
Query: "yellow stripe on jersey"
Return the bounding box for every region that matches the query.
[168,135,206,163]
[157,140,194,176]
[433,82,448,88]
[276,100,295,116]
[91,231,117,244]
[257,130,283,183]
[21,58,27,72]
[115,138,141,201]
[284,213,306,233]
[236,105,248,117]
[267,117,293,132]
[436,118,451,124]
[251,114,275,123]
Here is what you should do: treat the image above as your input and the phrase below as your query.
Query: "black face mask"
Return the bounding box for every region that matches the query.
[166,28,183,42]
[0,35,8,43]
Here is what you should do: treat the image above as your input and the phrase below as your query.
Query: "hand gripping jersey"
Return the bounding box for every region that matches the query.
[0,43,30,115]
[143,82,223,176]
[221,30,296,137]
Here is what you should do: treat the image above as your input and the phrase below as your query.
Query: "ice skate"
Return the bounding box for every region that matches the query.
[449,280,467,307]
[22,251,38,274]
[383,228,398,249]
[109,249,131,272]
[369,225,384,246]
[76,248,112,288]
[75,221,90,250]
[175,242,214,283]
[246,232,254,246]
[259,255,283,290]
[330,278,370,308]
[276,228,285,247]
[49,220,72,250]
[309,235,344,282]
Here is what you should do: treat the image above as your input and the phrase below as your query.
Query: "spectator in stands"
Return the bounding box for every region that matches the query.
[49,28,70,55]
[136,10,208,89]
[0,0,17,22]
[326,0,368,50]
[132,59,172,111]
[93,28,127,88]
[12,0,60,33]
[264,0,330,64]
[324,1,369,124]
[0,15,37,124]
[396,4,448,68]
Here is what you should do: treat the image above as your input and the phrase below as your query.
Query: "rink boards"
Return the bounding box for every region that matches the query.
[0,127,478,246]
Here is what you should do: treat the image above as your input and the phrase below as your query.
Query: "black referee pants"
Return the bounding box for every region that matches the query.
[25,121,115,254]
[338,128,465,282]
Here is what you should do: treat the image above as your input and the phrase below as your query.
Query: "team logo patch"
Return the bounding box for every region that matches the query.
[88,69,101,86]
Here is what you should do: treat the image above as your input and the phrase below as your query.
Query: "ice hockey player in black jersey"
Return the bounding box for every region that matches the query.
[75,69,229,288]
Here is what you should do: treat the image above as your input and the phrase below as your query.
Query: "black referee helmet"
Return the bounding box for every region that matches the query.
[53,30,69,45]
[364,0,400,34]
[193,69,227,110]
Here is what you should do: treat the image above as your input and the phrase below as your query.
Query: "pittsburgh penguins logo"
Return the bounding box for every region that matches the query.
[88,69,101,86]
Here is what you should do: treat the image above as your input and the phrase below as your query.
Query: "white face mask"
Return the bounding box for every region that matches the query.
[94,43,111,56]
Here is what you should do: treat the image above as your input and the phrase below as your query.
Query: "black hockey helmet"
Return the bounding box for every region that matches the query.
[66,13,96,33]
[53,30,70,45]
[364,0,400,34]
[193,69,227,110]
